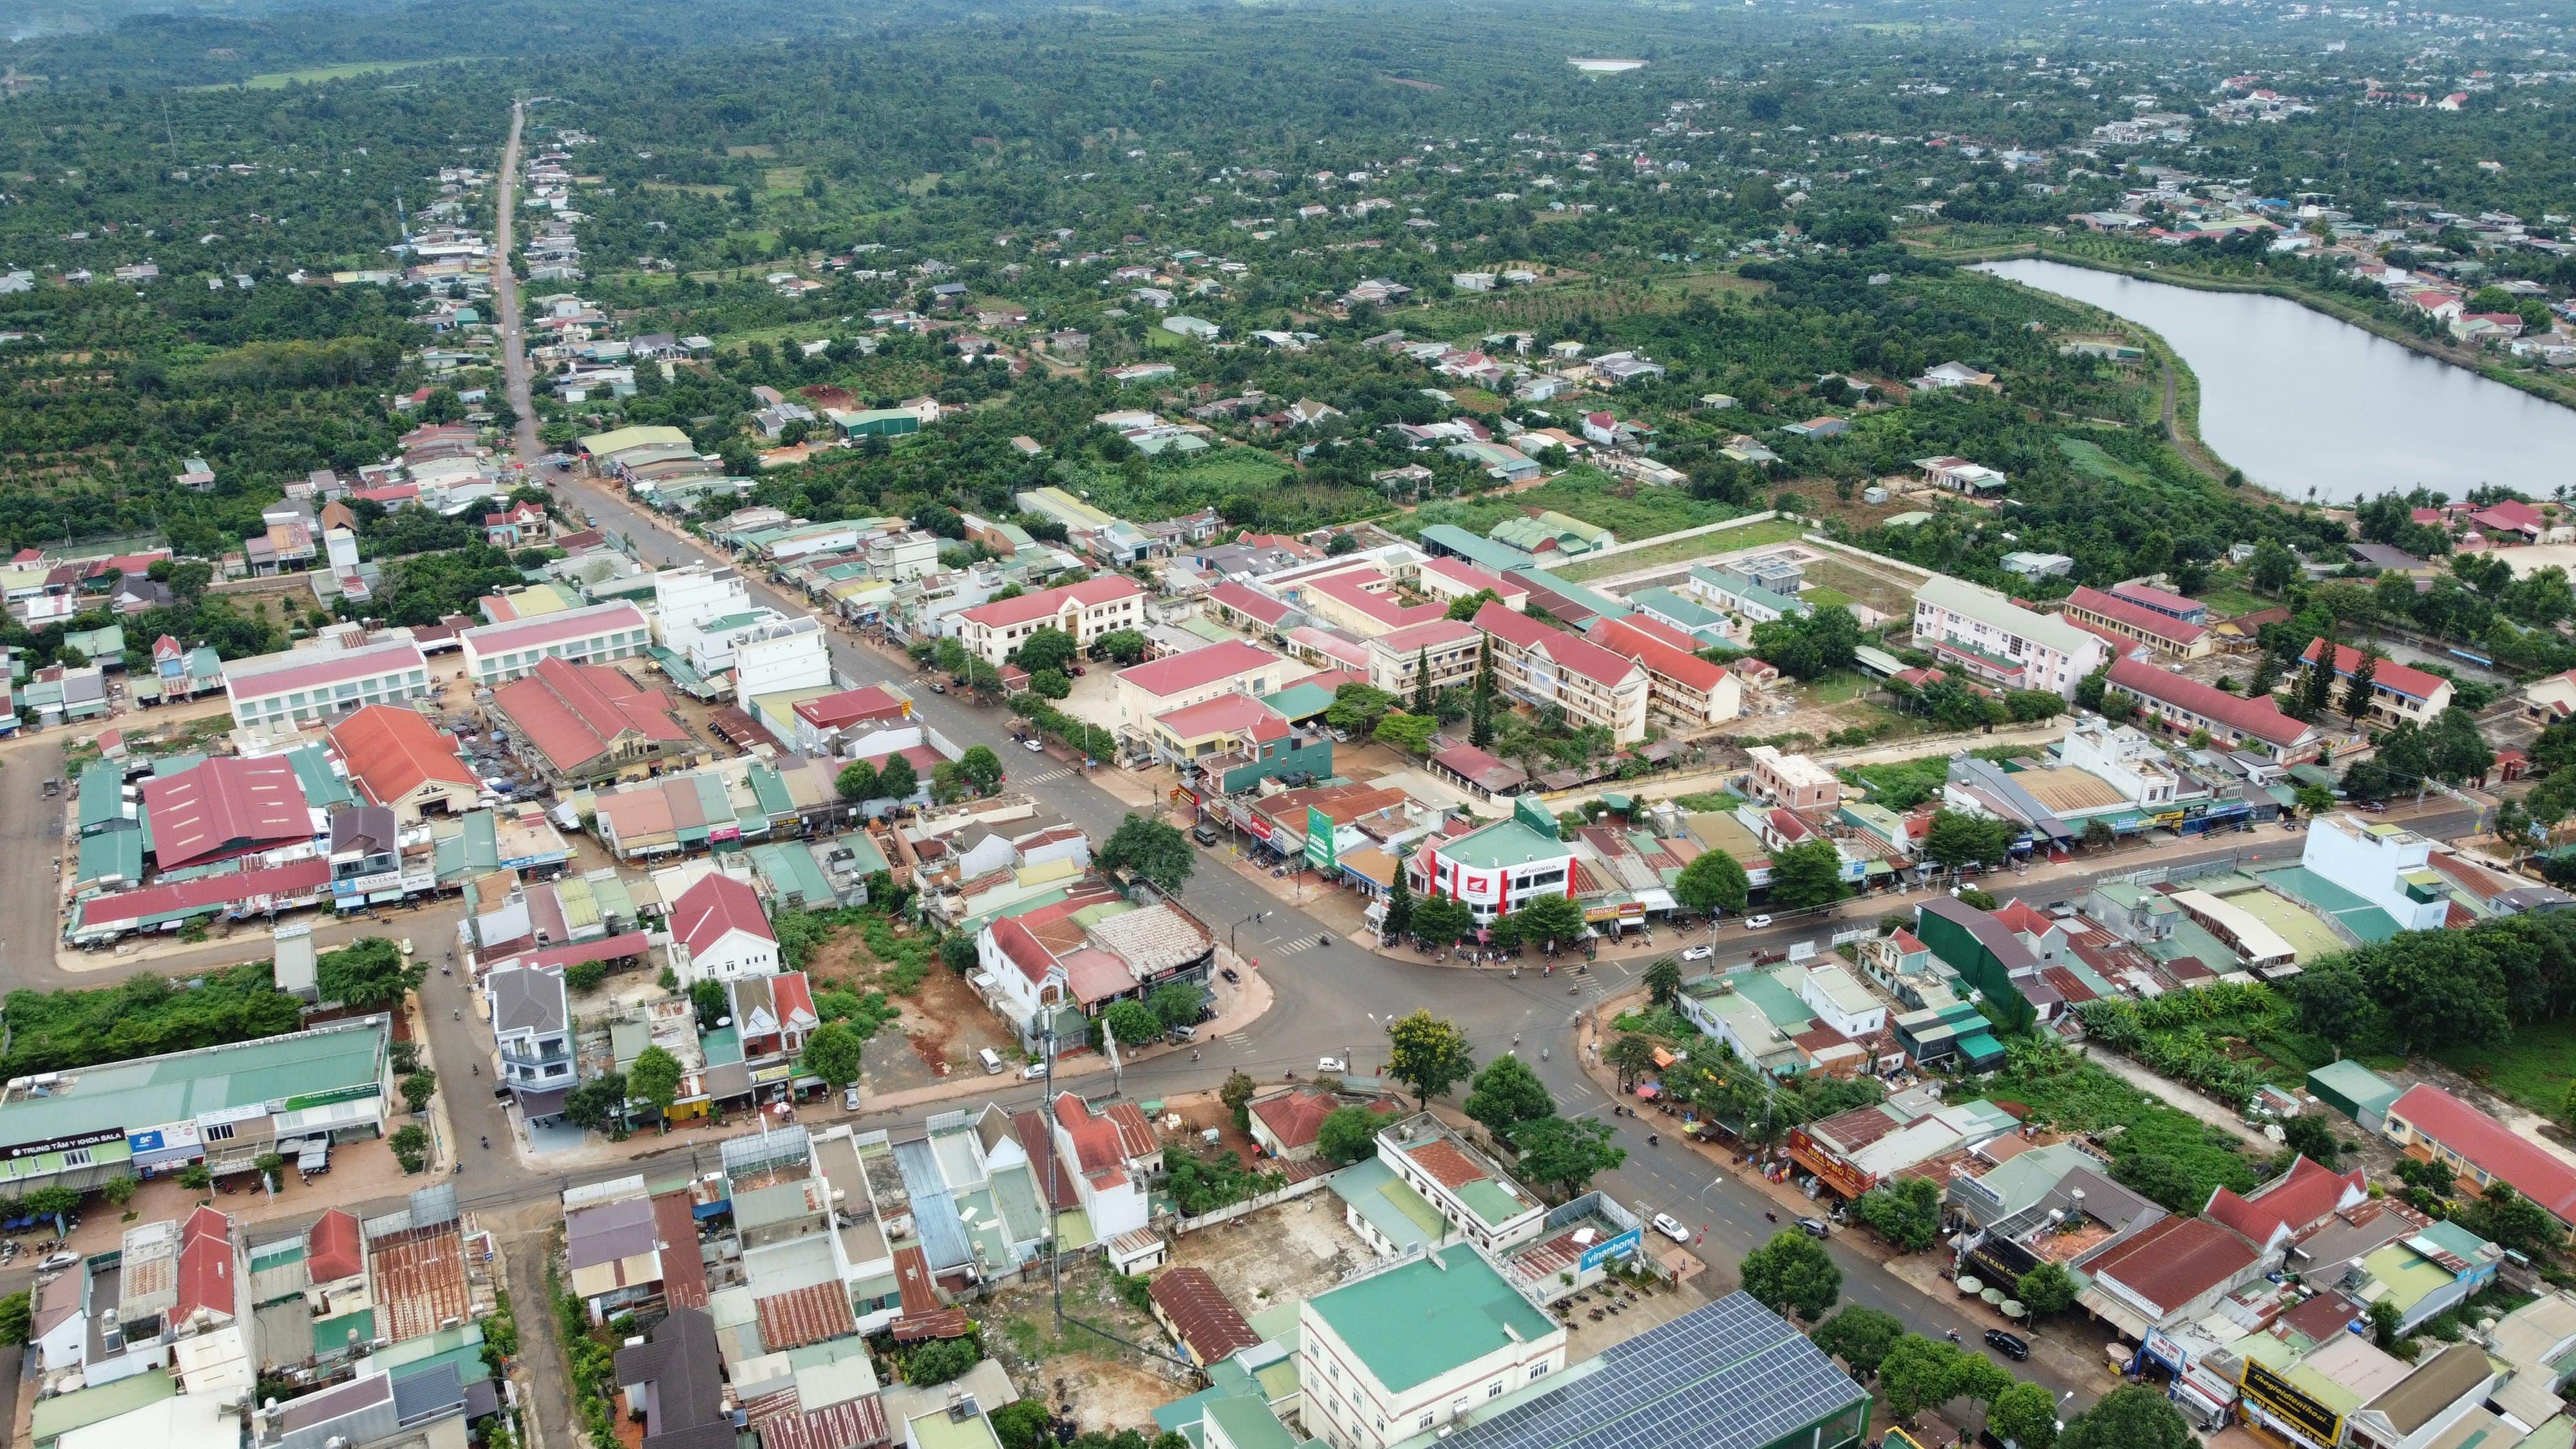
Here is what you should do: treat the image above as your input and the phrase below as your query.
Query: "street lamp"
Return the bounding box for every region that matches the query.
[1230,911,1268,956]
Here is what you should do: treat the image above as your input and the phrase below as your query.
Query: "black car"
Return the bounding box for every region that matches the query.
[1983,1329,2030,1361]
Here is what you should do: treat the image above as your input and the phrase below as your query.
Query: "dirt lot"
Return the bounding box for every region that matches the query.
[1166,1189,1374,1317]
[983,1259,1197,1434]
[803,922,1023,1093]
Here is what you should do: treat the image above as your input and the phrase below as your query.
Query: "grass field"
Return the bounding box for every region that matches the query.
[2058,435,2154,486]
[202,57,475,88]
[1396,469,1743,549]
[2438,1019,2576,1124]
[1557,516,1814,584]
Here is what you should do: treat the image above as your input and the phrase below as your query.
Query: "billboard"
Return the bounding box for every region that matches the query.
[2241,1359,2341,1448]
[1579,1225,1643,1271]
[1306,806,1337,873]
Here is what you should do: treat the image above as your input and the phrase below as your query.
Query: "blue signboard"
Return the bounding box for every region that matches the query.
[1580,1226,1643,1271]
[128,1130,164,1153]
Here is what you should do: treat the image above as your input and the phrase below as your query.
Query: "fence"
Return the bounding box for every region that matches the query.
[1170,1170,1334,1234]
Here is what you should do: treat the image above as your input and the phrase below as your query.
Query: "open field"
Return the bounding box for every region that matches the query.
[1557,514,1808,583]
[196,57,478,88]
[2438,1018,2576,1126]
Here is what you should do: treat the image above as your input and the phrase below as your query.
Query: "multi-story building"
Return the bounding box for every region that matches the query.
[952,576,1146,667]
[1364,618,1482,699]
[1910,576,2106,701]
[650,563,750,645]
[1370,1112,1547,1252]
[2055,719,2183,813]
[1298,1245,1565,1449]
[2300,639,2456,726]
[1586,614,1741,724]
[1406,797,1577,925]
[1746,745,1841,811]
[1110,640,1294,741]
[2302,813,2452,931]
[460,601,652,685]
[2058,585,2213,660]
[487,964,574,1114]
[223,639,432,728]
[1470,601,1647,744]
[2106,656,2335,764]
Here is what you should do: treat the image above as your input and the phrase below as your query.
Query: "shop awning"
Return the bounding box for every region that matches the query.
[2077,1285,2155,1341]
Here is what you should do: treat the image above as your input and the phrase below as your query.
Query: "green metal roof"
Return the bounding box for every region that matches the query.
[314,1307,375,1358]
[284,743,355,811]
[0,1021,383,1157]
[751,842,837,910]
[77,760,125,833]
[1256,681,1338,723]
[32,1369,172,1444]
[1203,1397,1296,1449]
[1307,1249,1555,1394]
[1434,815,1566,871]
[746,764,793,818]
[75,828,144,887]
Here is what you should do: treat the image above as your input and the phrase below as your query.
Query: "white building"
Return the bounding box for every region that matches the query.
[1298,1245,1567,1449]
[652,564,752,645]
[223,638,433,728]
[668,873,780,984]
[734,616,834,703]
[2304,812,2452,932]
[1910,575,2107,701]
[1792,961,1887,1039]
[952,576,1146,667]
[460,601,652,685]
[2056,719,2183,811]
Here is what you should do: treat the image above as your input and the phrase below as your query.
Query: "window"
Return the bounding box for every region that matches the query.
[1416,1416,1432,1432]
[204,1122,236,1141]
[1488,1383,1504,1399]
[1528,1363,1549,1381]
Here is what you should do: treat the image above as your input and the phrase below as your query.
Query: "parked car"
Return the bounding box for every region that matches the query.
[1219,967,1240,983]
[1651,1213,1690,1244]
[1317,1056,1347,1073]
[1192,824,1221,846]
[1983,1329,2030,1361]
[1797,1216,1830,1239]
[842,1086,862,1111]
[1680,944,1715,961]
[1020,1061,1048,1081]
[37,1251,78,1272]
[1744,914,1775,930]
[1068,665,1086,676]
[1168,1024,1197,1043]
[1023,739,1045,753]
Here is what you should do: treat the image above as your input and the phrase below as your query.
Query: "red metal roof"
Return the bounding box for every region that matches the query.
[651,1193,708,1310]
[1153,691,1290,742]
[2301,638,2449,703]
[492,656,690,774]
[141,757,314,871]
[461,601,648,654]
[2204,1155,2365,1247]
[1115,639,1285,697]
[790,685,910,730]
[1206,580,1296,627]
[1402,1138,1489,1190]
[2389,1084,2576,1223]
[1587,614,1727,693]
[307,1209,365,1284]
[670,874,775,958]
[2063,586,2210,647]
[330,704,477,806]
[1148,1266,1261,1363]
[173,1206,236,1326]
[370,1222,472,1341]
[2107,655,2311,748]
[2085,1215,2259,1316]
[753,1283,857,1352]
[1472,601,1641,690]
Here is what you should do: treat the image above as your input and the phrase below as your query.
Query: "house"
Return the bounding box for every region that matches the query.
[668,873,781,985]
[1746,746,1840,811]
[2301,814,2453,932]
[1245,1088,1396,1162]
[1111,641,1296,740]
[491,658,699,786]
[952,576,1146,667]
[2078,1215,2266,1340]
[1915,455,2009,495]
[2058,585,2213,659]
[1781,417,1849,439]
[1918,361,1998,390]
[1406,797,1577,926]
[1297,1245,1565,1449]
[1048,1092,1160,1240]
[488,965,574,1118]
[1146,1267,1260,1367]
[328,705,480,823]
[1470,601,1648,744]
[1910,576,2107,700]
[1585,614,1740,724]
[2107,654,2333,764]
[2382,1084,2576,1244]
[2299,639,2454,726]
[612,1307,730,1449]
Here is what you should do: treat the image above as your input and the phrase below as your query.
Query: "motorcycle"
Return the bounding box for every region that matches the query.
[1648,1134,1658,1146]
[480,1136,489,1149]
[469,1063,478,1076]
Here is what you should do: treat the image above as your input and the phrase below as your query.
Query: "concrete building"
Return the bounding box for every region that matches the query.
[1298,1245,1565,1449]
[667,873,779,985]
[1746,746,1841,811]
[1406,797,1577,925]
[1111,641,1296,741]
[460,602,652,685]
[2059,585,2213,660]
[952,576,1146,667]
[2300,639,2457,728]
[223,639,433,729]
[328,705,481,824]
[1910,576,2107,701]
[1470,602,1647,744]
[2302,814,2452,932]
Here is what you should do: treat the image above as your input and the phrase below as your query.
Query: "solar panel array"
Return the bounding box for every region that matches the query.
[1442,1293,1869,1449]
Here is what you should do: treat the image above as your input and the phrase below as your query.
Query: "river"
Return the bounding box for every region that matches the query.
[1976,257,2576,504]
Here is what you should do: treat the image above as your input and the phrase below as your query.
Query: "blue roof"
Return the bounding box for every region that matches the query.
[890,1135,974,1271]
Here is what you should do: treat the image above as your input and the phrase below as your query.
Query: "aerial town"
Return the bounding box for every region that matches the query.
[16,4,2576,1449]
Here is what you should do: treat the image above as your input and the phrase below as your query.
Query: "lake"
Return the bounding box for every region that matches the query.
[1976,257,2576,504]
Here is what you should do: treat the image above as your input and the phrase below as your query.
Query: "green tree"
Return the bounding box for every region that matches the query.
[1766,840,1848,912]
[1508,1115,1625,1198]
[2110,1151,2202,1214]
[1810,1306,1904,1379]
[388,1124,431,1173]
[1099,813,1194,891]
[2294,782,2336,817]
[1461,1054,1555,1137]
[1606,1033,1659,1090]
[1409,891,1473,947]
[1878,1336,1964,1422]
[1643,956,1682,1007]
[1012,627,1077,674]
[1092,630,1149,665]
[1673,849,1750,918]
[1372,711,1439,755]
[1099,999,1164,1050]
[1924,810,2010,870]
[1988,1381,2060,1449]
[1148,980,1205,1030]
[835,759,880,802]
[26,1186,82,1225]
[318,938,423,1010]
[957,744,1006,792]
[1513,891,1586,950]
[904,1337,980,1386]
[2250,538,2301,595]
[1739,1229,1842,1321]
[801,1023,866,1088]
[1410,648,1435,714]
[2343,648,2380,725]
[1316,1105,1385,1164]
[1325,682,1399,733]
[875,752,920,801]
[1220,1070,1256,1131]
[2297,652,2337,719]
[565,1073,629,1134]
[565,959,609,994]
[1387,1010,1475,1108]
[2016,1262,2078,1319]
[401,1070,438,1115]
[2060,1386,2194,1449]
[691,979,732,1030]
[0,1290,30,1345]
[990,1401,1053,1449]
[1852,1176,1943,1252]
[629,1046,684,1126]
[1030,669,1071,699]
[2429,705,2495,782]
[1383,866,1416,938]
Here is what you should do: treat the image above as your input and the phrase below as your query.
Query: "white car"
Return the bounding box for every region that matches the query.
[1022,739,1046,753]
[1651,1213,1690,1244]
[37,1250,79,1272]
[1317,1056,1348,1074]
[1680,944,1715,961]
[1744,914,1774,931]
[842,1086,862,1111]
[1020,1061,1048,1081]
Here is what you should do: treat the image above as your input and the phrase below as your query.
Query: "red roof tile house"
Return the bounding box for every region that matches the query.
[1247,1087,1399,1162]
[1111,639,1296,738]
[2300,639,2456,727]
[2204,1156,2369,1252]
[1472,601,1649,744]
[1048,1093,1155,1239]
[1147,1267,1260,1367]
[975,895,1216,1048]
[1587,614,1742,724]
[2078,1215,2268,1339]
[2058,585,2214,661]
[726,972,819,1065]
[328,704,480,823]
[2105,655,2336,764]
[668,873,779,986]
[2383,1084,2576,1243]
[787,684,912,757]
[142,756,315,871]
[173,1206,245,1332]
[954,576,1145,667]
[491,656,700,786]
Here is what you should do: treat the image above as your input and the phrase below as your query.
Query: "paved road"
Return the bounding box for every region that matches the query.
[493,99,544,471]
[0,735,70,987]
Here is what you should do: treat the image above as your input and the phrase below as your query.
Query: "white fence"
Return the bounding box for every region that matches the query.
[1170,1170,1334,1234]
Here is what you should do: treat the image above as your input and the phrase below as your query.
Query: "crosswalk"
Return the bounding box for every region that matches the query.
[1016,767,1073,786]
[1260,933,1332,960]
[1219,1032,1254,1055]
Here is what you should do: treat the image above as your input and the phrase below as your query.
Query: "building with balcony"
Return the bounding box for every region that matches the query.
[223,639,432,729]
[2059,585,2213,660]
[1586,614,1741,724]
[460,601,652,685]
[952,576,1146,667]
[2299,639,2455,728]
[1365,618,1483,700]
[2105,656,2334,764]
[1469,601,1646,744]
[487,965,574,1119]
[1910,576,2106,701]
[1298,1245,1564,1449]
[2302,813,2453,932]
[1405,797,1576,925]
